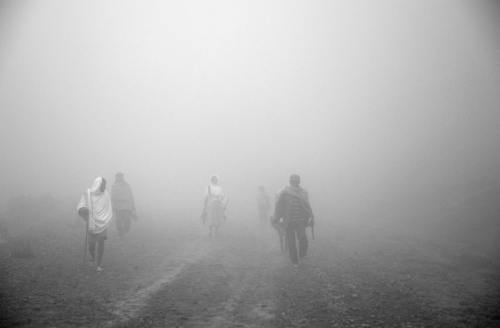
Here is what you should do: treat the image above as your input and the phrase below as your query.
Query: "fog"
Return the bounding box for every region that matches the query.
[1,1,500,233]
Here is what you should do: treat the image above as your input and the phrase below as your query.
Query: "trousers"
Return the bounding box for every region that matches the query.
[285,219,308,265]
[115,209,132,238]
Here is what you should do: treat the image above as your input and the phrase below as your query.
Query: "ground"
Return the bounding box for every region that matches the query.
[1,211,499,328]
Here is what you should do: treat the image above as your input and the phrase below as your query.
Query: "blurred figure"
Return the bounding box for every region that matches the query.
[202,174,228,237]
[77,177,113,272]
[111,172,137,239]
[256,185,271,224]
[270,190,287,253]
[273,174,314,267]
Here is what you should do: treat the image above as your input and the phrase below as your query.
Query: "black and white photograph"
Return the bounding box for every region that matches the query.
[1,1,499,327]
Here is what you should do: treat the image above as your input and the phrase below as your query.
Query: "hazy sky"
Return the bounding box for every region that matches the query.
[1,1,499,219]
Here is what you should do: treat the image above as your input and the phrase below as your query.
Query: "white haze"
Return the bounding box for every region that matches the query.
[1,1,499,225]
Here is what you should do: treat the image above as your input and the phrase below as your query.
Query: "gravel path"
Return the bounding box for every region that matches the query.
[1,212,499,327]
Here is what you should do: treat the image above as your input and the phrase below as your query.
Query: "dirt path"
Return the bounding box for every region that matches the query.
[1,213,499,327]
[120,220,285,328]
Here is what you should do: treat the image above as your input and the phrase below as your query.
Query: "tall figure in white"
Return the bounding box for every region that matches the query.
[202,174,228,237]
[78,177,113,271]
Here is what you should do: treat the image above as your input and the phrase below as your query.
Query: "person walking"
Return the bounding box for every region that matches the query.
[111,172,137,239]
[77,177,113,272]
[273,174,314,267]
[202,174,228,237]
[256,186,271,225]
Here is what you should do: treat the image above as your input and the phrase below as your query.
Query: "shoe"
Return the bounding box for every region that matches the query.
[96,266,104,272]
[88,258,95,267]
[293,264,299,268]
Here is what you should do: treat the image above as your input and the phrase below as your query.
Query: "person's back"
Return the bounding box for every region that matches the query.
[273,175,314,267]
[111,172,137,239]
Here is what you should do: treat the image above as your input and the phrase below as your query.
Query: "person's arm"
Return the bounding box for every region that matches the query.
[78,207,89,220]
[303,193,314,226]
[128,185,136,213]
[77,193,89,220]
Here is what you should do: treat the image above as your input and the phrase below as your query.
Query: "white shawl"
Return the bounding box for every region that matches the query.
[205,174,223,197]
[78,177,113,234]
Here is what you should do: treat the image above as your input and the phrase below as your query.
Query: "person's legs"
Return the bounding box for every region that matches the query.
[123,215,132,235]
[286,223,299,265]
[115,211,125,238]
[297,222,308,259]
[88,241,96,265]
[97,238,105,267]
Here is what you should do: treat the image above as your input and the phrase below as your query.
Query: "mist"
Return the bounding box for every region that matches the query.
[1,1,500,235]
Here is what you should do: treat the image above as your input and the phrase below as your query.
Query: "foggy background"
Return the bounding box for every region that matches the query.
[1,1,499,245]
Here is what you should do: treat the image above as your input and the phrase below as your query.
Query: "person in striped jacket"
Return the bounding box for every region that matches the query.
[273,174,314,267]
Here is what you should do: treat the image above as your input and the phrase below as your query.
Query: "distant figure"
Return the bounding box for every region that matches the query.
[111,172,137,239]
[202,174,228,237]
[271,190,287,253]
[256,186,271,224]
[273,174,314,267]
[77,177,113,272]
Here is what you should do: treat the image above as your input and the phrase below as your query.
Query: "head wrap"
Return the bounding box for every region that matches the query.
[90,177,104,194]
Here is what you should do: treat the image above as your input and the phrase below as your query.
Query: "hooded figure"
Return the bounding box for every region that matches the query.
[78,177,113,271]
[202,174,228,237]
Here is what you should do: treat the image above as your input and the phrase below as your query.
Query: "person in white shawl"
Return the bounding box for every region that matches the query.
[77,177,113,271]
[202,174,228,237]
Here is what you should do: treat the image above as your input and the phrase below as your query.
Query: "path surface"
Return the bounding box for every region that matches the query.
[1,212,499,327]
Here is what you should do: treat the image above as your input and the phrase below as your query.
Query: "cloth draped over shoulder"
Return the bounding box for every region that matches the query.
[205,183,223,198]
[273,185,314,228]
[111,180,135,211]
[78,178,113,234]
[203,174,228,227]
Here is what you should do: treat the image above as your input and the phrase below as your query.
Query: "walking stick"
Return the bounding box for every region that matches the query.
[311,226,315,240]
[82,213,89,270]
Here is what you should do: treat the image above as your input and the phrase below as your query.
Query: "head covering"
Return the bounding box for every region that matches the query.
[116,172,124,176]
[210,174,218,184]
[290,174,300,182]
[90,177,104,194]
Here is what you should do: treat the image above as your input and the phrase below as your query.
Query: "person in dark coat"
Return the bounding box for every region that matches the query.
[111,172,137,239]
[273,174,314,267]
